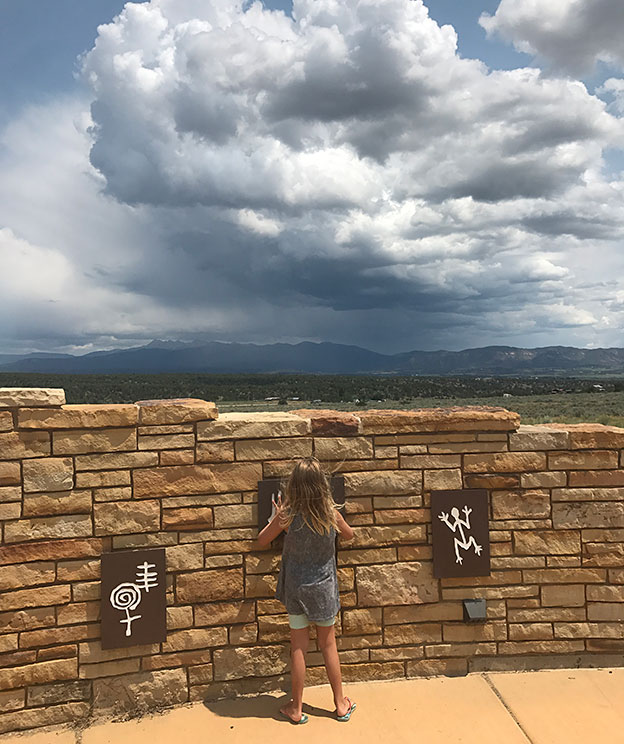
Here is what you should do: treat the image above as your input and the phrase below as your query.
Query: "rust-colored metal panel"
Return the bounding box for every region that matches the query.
[431,489,491,578]
[101,547,167,649]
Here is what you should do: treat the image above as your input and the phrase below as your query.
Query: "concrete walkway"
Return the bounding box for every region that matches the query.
[6,668,624,744]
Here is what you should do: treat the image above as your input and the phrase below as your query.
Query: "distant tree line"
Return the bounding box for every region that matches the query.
[0,372,620,405]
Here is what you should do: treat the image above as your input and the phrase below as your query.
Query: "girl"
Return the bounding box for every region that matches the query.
[256,457,356,725]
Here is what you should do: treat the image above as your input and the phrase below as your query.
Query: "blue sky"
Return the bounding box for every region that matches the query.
[1,0,623,355]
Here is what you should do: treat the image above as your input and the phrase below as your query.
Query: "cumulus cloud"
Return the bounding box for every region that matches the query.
[480,0,624,76]
[2,0,624,355]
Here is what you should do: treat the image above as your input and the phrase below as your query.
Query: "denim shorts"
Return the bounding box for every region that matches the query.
[288,613,336,630]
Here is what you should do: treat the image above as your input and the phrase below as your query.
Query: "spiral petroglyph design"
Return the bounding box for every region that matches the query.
[110,582,142,636]
[110,582,141,611]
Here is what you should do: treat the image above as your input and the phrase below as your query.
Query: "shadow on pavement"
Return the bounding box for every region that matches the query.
[202,692,336,722]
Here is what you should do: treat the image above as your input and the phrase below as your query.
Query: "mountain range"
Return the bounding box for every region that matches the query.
[1,340,623,376]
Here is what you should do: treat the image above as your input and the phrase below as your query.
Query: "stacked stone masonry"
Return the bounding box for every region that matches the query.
[1,388,624,734]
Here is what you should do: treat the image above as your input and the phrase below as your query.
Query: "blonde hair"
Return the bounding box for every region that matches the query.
[279,457,340,536]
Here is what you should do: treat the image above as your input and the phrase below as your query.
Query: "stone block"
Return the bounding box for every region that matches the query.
[552,487,624,502]
[57,558,100,582]
[135,398,217,425]
[245,573,277,598]
[27,680,90,707]
[235,437,313,461]
[514,530,580,555]
[75,451,158,470]
[374,508,428,524]
[424,469,462,490]
[194,600,256,627]
[0,562,55,591]
[357,562,438,606]
[165,544,204,572]
[553,501,624,529]
[0,412,13,433]
[57,601,100,625]
[523,567,606,584]
[464,474,520,489]
[291,410,359,436]
[79,658,141,679]
[0,463,20,486]
[176,569,244,603]
[161,627,228,653]
[0,431,50,459]
[4,515,92,543]
[196,441,234,463]
[162,507,213,531]
[94,486,132,502]
[568,470,624,487]
[491,490,550,520]
[0,607,55,632]
[166,606,194,630]
[562,424,624,450]
[92,668,188,714]
[586,585,624,601]
[17,403,138,429]
[0,387,65,408]
[0,658,77,691]
[350,524,425,548]
[19,623,98,649]
[133,462,262,497]
[355,407,518,434]
[0,701,88,735]
[520,471,567,488]
[548,450,618,470]
[198,412,309,440]
[160,449,195,465]
[0,503,20,520]
[0,538,102,565]
[139,433,195,450]
[75,470,130,488]
[257,616,288,642]
[212,646,288,681]
[213,504,257,528]
[53,427,137,455]
[314,437,374,460]
[337,548,397,566]
[407,658,467,677]
[344,470,422,496]
[401,454,461,469]
[509,426,570,451]
[464,452,546,473]
[587,603,624,621]
[94,500,160,536]
[342,608,382,635]
[385,623,442,645]
[22,457,74,493]
[22,490,92,517]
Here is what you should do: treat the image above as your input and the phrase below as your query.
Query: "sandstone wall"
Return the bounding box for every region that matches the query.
[1,387,624,734]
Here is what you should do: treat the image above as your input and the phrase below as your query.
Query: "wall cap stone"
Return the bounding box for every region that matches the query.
[134,398,218,425]
[18,404,138,429]
[0,388,66,408]
[354,406,520,434]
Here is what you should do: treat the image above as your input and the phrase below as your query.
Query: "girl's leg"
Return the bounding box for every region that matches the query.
[315,623,349,716]
[280,626,309,722]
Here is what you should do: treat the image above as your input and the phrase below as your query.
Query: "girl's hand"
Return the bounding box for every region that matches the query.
[269,489,283,522]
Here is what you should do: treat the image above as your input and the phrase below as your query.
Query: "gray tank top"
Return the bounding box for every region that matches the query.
[275,513,340,621]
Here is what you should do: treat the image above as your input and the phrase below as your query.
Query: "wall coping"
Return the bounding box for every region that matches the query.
[3,387,624,436]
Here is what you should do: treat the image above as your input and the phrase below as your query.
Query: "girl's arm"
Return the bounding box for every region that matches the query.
[255,493,286,549]
[335,509,354,541]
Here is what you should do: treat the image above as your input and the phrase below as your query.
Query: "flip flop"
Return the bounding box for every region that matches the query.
[336,697,356,721]
[280,710,309,725]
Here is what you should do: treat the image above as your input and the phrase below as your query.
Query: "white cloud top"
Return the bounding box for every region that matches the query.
[480,0,624,76]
